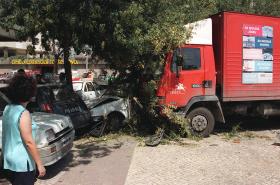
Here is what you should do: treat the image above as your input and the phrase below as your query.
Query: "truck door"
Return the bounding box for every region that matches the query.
[167,46,205,107]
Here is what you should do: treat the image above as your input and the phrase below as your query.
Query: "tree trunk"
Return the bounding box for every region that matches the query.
[63,48,73,91]
[54,54,59,74]
[52,39,59,75]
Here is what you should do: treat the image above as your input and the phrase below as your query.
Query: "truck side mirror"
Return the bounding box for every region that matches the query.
[176,55,183,78]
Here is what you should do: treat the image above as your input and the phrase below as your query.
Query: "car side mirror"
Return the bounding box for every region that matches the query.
[176,55,183,78]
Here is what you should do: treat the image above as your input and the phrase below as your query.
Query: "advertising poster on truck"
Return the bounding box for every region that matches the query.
[242,24,273,84]
[243,60,273,72]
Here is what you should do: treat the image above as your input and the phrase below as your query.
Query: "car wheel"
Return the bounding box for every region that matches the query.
[186,107,215,137]
[106,112,125,132]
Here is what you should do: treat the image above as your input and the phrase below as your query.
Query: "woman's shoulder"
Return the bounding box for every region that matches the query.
[4,104,26,115]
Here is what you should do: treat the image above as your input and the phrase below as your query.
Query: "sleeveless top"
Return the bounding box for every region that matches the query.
[2,104,38,172]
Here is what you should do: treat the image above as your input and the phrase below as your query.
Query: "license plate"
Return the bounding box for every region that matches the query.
[61,143,72,154]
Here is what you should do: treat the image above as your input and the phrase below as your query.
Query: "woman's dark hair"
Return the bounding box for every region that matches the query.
[8,74,37,104]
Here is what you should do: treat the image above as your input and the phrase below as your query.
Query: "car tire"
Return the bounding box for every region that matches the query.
[186,107,215,137]
[106,112,125,132]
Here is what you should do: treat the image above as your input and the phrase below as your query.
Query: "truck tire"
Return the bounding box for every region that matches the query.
[186,107,215,137]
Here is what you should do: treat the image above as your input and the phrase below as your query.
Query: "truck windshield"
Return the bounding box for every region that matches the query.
[171,48,201,72]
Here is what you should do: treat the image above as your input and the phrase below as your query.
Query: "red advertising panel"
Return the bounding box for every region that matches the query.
[243,24,263,36]
[212,12,280,101]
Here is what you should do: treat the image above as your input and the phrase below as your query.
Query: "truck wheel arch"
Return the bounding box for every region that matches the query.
[184,96,225,123]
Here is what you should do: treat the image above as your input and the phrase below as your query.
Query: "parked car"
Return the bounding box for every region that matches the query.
[29,84,92,130]
[73,79,108,108]
[0,84,92,130]
[0,91,75,166]
[88,96,130,131]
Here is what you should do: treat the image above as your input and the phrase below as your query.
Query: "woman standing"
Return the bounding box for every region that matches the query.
[2,74,46,185]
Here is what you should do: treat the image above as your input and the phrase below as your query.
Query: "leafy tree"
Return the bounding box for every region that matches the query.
[215,0,280,16]
[2,0,280,136]
[0,0,218,92]
[0,0,101,88]
[79,0,217,97]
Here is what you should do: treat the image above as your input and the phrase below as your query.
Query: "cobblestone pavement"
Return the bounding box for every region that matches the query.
[125,130,280,185]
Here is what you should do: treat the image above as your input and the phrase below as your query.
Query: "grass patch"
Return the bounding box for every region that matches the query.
[222,124,241,140]
[242,131,256,139]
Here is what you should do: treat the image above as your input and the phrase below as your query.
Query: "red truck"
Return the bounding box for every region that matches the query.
[157,12,280,137]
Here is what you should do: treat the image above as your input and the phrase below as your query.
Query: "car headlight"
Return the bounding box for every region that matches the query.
[35,130,47,147]
[66,116,74,129]
[45,129,55,142]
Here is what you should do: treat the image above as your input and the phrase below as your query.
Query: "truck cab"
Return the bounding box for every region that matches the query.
[157,45,216,107]
[157,18,224,137]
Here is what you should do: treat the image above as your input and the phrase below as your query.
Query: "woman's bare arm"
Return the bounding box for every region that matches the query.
[19,110,46,177]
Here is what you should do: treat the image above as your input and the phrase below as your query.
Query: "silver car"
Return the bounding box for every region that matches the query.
[0,92,75,166]
[88,96,130,131]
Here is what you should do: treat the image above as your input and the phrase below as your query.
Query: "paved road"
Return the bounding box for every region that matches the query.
[125,130,280,185]
[1,118,280,185]
[37,136,136,185]
[0,136,136,185]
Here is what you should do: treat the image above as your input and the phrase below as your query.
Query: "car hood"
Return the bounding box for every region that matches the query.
[0,112,73,149]
[31,112,73,133]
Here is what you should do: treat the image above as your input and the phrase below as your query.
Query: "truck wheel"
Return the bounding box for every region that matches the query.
[186,107,215,137]
[106,112,125,132]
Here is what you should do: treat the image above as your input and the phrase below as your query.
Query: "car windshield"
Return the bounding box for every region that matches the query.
[53,86,78,101]
[93,82,108,91]
[37,85,78,102]
[73,82,83,91]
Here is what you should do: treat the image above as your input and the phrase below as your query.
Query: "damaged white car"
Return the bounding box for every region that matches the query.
[88,96,130,131]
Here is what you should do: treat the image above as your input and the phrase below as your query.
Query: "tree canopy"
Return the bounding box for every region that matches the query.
[1,0,280,94]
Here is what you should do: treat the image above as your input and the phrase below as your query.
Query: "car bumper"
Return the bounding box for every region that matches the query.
[38,129,75,166]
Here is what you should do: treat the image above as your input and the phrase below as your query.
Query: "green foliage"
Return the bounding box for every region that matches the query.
[26,44,36,56]
[215,0,280,16]
[0,0,102,86]
[223,124,241,140]
[2,0,280,137]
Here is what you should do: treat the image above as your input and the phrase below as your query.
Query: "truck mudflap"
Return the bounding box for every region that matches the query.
[184,96,225,123]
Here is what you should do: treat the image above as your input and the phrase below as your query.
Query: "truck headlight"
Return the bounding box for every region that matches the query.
[45,129,55,142]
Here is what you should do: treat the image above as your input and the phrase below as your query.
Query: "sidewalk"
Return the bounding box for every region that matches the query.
[2,130,280,185]
[37,136,136,185]
[125,131,280,185]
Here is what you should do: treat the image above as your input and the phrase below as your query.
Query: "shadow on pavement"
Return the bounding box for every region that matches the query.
[0,175,9,185]
[214,116,280,134]
[39,139,124,180]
